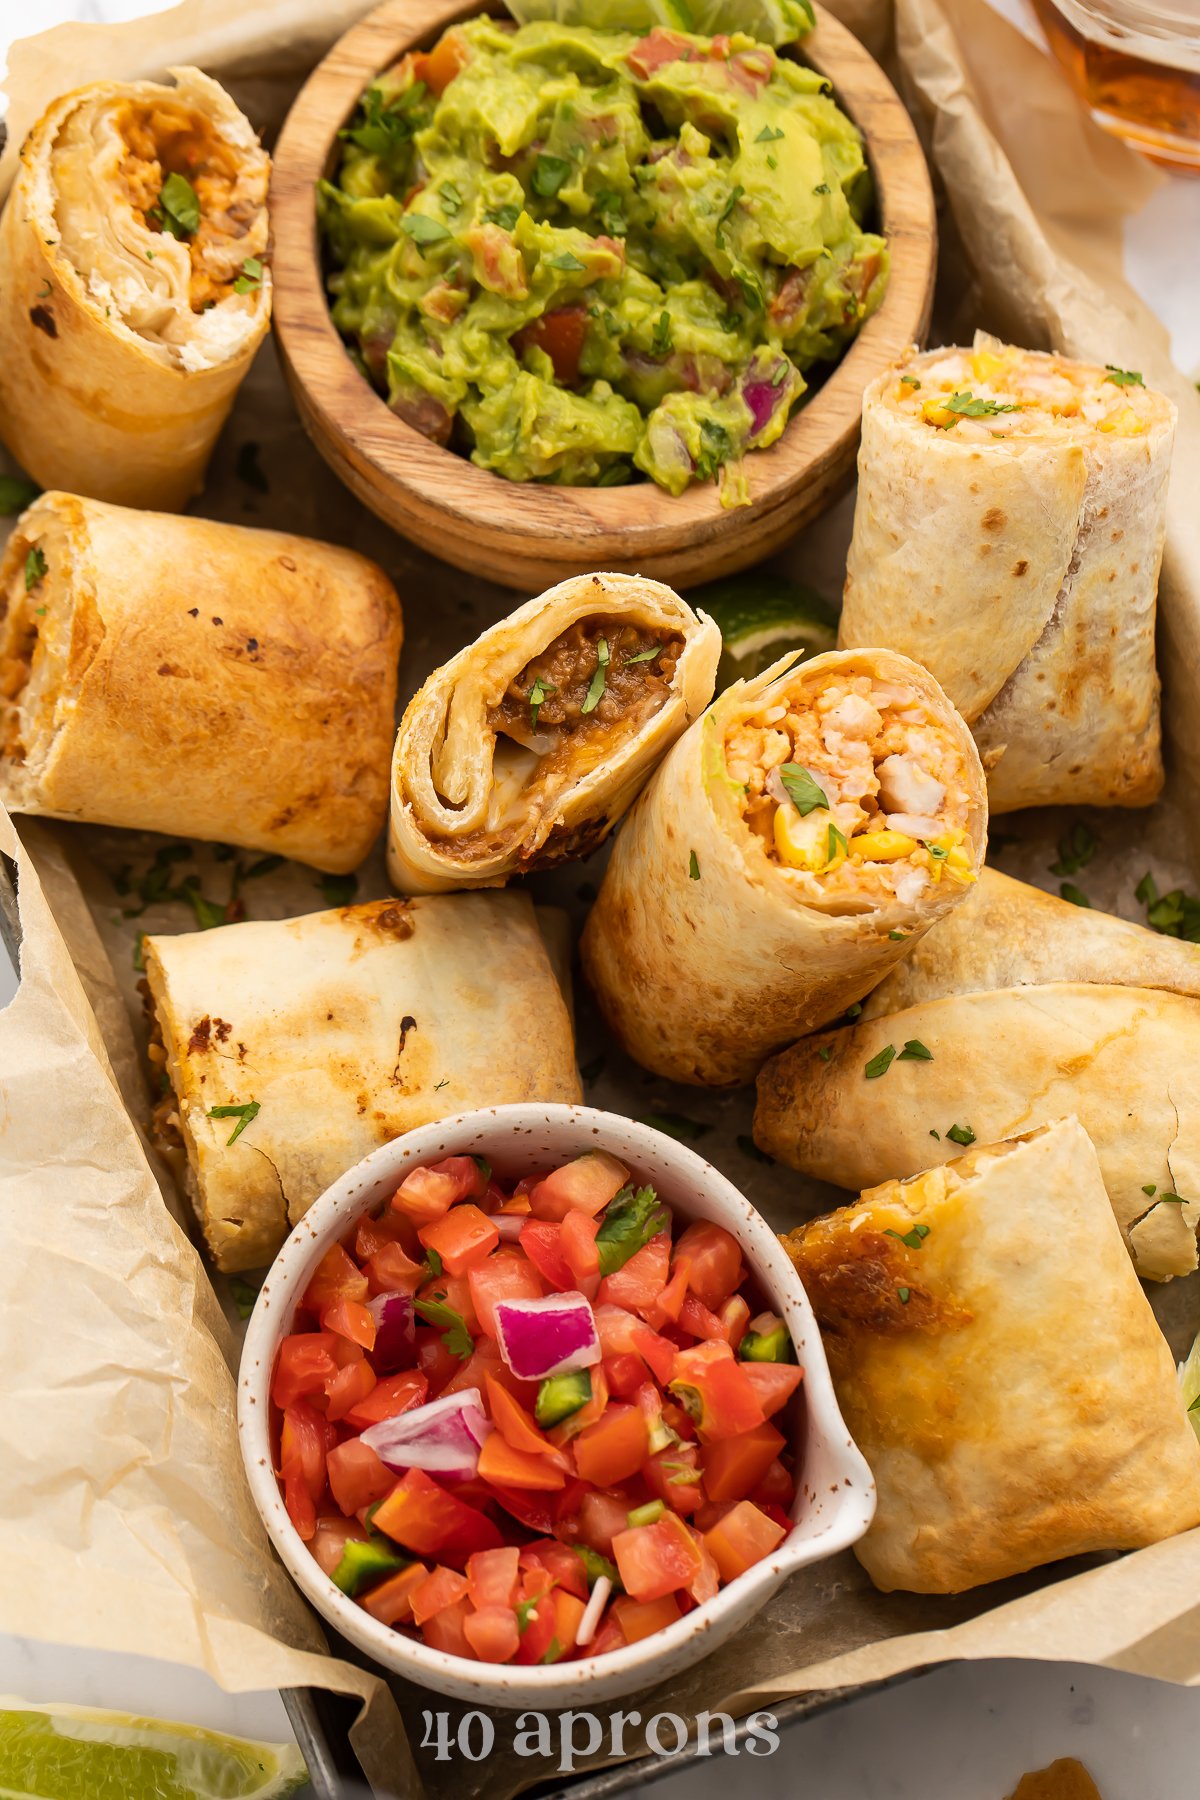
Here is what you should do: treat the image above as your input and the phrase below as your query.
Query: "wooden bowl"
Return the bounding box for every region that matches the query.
[270,0,936,591]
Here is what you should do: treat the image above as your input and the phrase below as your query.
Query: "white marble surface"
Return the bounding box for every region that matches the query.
[2,1,1200,1794]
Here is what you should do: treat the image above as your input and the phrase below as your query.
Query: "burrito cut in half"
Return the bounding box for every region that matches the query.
[581,647,987,1087]
[0,493,403,873]
[756,868,1200,1280]
[388,572,720,893]
[839,335,1175,813]
[782,1118,1200,1595]
[0,67,270,509]
[143,894,582,1272]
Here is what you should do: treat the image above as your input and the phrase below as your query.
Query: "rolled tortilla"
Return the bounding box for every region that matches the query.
[839,335,1175,812]
[0,67,270,509]
[0,492,403,874]
[388,572,720,893]
[782,1118,1200,1595]
[580,647,987,1086]
[755,868,1200,1279]
[143,894,582,1272]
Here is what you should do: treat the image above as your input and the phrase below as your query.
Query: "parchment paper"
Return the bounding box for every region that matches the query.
[3,0,1200,1795]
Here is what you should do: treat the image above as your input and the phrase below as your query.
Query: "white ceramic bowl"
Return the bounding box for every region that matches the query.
[238,1105,874,1708]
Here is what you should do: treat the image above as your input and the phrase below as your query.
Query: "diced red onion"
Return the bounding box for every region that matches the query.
[366,1292,415,1373]
[743,377,781,437]
[493,1293,601,1381]
[493,1212,527,1243]
[360,1388,491,1482]
[576,1575,612,1649]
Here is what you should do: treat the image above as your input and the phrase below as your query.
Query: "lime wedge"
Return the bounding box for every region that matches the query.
[504,0,814,46]
[1178,1329,1200,1441]
[690,576,839,691]
[0,1702,308,1800]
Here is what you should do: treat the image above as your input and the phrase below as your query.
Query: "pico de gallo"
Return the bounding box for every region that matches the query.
[271,1149,803,1664]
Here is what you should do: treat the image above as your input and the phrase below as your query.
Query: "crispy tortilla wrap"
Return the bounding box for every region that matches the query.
[839,335,1174,812]
[581,647,987,1087]
[388,572,720,893]
[782,1118,1200,1595]
[756,868,1200,1279]
[0,492,403,874]
[143,894,582,1272]
[0,67,270,509]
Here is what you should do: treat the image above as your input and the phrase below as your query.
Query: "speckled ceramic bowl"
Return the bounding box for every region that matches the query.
[238,1105,874,1708]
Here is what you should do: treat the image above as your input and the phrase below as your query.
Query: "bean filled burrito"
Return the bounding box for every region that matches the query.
[756,869,1200,1280]
[0,67,270,509]
[143,894,582,1272]
[839,335,1175,812]
[783,1118,1200,1595]
[581,647,987,1087]
[388,572,720,893]
[0,493,403,873]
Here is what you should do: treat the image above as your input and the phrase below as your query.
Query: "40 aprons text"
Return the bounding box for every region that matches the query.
[420,1707,781,1770]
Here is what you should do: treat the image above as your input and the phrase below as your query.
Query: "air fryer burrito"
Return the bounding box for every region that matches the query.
[756,868,1200,1279]
[0,68,270,509]
[581,647,987,1087]
[783,1118,1200,1595]
[388,572,720,893]
[839,335,1175,812]
[0,493,403,873]
[143,894,582,1272]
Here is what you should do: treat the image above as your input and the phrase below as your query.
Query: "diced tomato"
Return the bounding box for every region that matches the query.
[518,1220,574,1292]
[442,1338,528,1402]
[552,1476,589,1529]
[343,1370,428,1432]
[751,1458,796,1513]
[678,1292,726,1342]
[464,1603,520,1663]
[577,1488,631,1556]
[631,1324,676,1387]
[661,1399,696,1443]
[718,1294,751,1347]
[415,1328,460,1396]
[626,27,694,78]
[304,1243,368,1312]
[513,1573,560,1665]
[704,1500,786,1582]
[560,1209,601,1288]
[497,1188,531,1215]
[649,1255,690,1327]
[327,1439,395,1516]
[611,1591,682,1642]
[280,1400,330,1540]
[356,1209,416,1263]
[743,1362,805,1417]
[321,1298,376,1351]
[310,1516,366,1580]
[549,1588,587,1657]
[597,1232,669,1315]
[529,1152,628,1223]
[490,1484,556,1535]
[479,1430,567,1491]
[325,1355,377,1424]
[589,1614,627,1655]
[467,1544,520,1611]
[393,1157,481,1226]
[362,1562,425,1626]
[469,1249,544,1338]
[669,1341,765,1440]
[612,1510,704,1603]
[365,1241,425,1295]
[594,1304,641,1358]
[644,1441,703,1515]
[272,1333,338,1409]
[422,26,469,95]
[688,1526,721,1604]
[422,1596,472,1657]
[603,1352,645,1398]
[411,1563,469,1626]
[372,1468,502,1565]
[419,1203,500,1275]
[485,1373,563,1462]
[512,305,589,387]
[702,1421,786,1504]
[574,1402,649,1487]
[520,1539,589,1600]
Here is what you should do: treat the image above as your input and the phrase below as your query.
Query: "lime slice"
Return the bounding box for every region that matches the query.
[1178,1330,1200,1441]
[690,575,839,691]
[0,1702,309,1800]
[504,0,814,46]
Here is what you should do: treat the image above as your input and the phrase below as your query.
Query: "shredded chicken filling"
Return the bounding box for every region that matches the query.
[116,101,249,311]
[893,342,1161,443]
[726,672,975,909]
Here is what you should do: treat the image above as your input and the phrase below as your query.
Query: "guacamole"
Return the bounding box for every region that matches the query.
[318,17,888,499]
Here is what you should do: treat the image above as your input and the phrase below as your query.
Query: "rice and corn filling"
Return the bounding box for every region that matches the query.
[891,340,1165,443]
[726,671,977,911]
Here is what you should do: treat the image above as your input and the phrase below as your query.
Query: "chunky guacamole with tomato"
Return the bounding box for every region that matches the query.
[318,16,888,499]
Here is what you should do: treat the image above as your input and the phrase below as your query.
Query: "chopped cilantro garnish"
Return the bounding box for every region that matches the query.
[439,181,463,216]
[320,872,358,907]
[548,251,586,272]
[595,1185,667,1277]
[340,81,428,156]
[207,1100,261,1146]
[779,763,828,816]
[651,310,673,355]
[897,1039,933,1061]
[826,822,849,863]
[529,675,556,731]
[415,1294,473,1359]
[625,644,661,664]
[1104,364,1143,387]
[156,172,200,237]
[1142,1183,1157,1196]
[486,203,522,231]
[401,213,451,247]
[897,1286,911,1305]
[0,476,41,515]
[865,1045,896,1079]
[715,184,745,249]
[885,1224,930,1250]
[946,1122,976,1146]
[900,375,921,388]
[581,638,610,714]
[640,1110,708,1141]
[1135,871,1200,941]
[944,390,1022,418]
[1059,882,1091,908]
[24,546,47,591]
[233,256,264,294]
[230,1276,262,1319]
[532,153,572,198]
[1050,821,1097,877]
[756,125,785,143]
